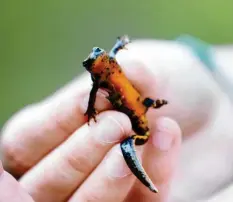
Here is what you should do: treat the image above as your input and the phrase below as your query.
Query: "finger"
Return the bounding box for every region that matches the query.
[69,145,140,202]
[0,73,111,177]
[0,161,34,202]
[125,117,182,202]
[19,111,132,202]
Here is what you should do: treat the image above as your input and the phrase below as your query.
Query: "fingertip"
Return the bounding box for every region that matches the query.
[152,117,182,151]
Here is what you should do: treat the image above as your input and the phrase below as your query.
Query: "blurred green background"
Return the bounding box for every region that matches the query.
[1,0,233,126]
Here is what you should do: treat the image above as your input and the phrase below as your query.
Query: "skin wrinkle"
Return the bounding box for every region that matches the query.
[49,92,86,136]
[59,125,97,176]
[64,139,97,176]
[59,154,91,187]
[105,146,132,179]
[74,188,103,202]
[99,116,126,144]
[1,141,32,177]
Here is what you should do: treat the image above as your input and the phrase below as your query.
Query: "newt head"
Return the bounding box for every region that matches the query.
[82,47,108,74]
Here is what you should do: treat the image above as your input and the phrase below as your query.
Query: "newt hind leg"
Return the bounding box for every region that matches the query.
[109,35,130,58]
[143,97,168,109]
[132,132,150,145]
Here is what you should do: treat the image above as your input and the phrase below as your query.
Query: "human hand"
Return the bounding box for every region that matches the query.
[1,38,233,202]
[0,40,182,201]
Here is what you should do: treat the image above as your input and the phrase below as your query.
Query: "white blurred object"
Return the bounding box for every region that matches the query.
[176,35,233,101]
[203,183,233,202]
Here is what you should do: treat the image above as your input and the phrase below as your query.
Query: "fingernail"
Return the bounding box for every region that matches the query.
[152,117,176,151]
[93,116,125,143]
[106,146,143,178]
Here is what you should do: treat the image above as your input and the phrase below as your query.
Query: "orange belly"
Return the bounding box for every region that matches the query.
[109,72,146,117]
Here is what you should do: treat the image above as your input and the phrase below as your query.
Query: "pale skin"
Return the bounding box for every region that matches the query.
[1,39,233,202]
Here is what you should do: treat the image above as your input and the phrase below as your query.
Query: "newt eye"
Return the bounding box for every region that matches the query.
[92,47,103,54]
[90,47,105,59]
[93,47,101,53]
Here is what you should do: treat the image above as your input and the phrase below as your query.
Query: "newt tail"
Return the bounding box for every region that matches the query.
[82,35,168,193]
[120,136,158,193]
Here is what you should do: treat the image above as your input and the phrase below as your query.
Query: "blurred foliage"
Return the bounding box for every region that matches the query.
[0,0,233,126]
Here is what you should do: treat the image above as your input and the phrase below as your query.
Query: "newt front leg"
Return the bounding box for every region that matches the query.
[84,78,100,124]
[109,35,130,58]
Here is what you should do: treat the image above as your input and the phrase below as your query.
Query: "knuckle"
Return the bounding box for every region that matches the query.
[78,189,102,202]
[65,152,94,175]
[1,141,30,177]
[0,104,38,176]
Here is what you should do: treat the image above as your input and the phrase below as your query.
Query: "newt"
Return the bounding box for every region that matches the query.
[82,35,168,193]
